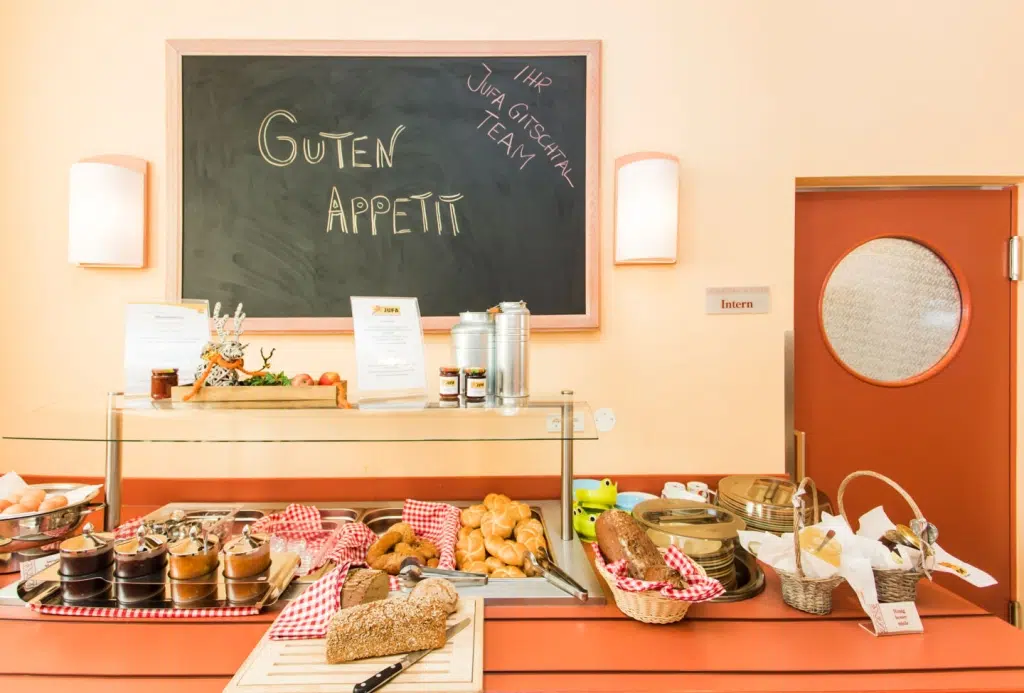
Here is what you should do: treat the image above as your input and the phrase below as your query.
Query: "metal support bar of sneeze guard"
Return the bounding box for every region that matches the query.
[104,392,123,531]
[560,389,574,542]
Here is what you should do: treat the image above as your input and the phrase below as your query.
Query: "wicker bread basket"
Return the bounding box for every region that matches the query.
[838,470,931,603]
[775,477,844,615]
[595,552,708,625]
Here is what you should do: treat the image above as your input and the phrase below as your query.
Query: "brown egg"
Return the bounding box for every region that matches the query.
[20,488,46,506]
[5,493,23,505]
[38,496,68,512]
[19,499,40,512]
[1,504,30,515]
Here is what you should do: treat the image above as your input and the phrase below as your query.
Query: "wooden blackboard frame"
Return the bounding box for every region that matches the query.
[165,39,601,333]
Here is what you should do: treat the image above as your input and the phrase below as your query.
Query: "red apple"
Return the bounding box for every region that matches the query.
[292,373,314,386]
[318,372,342,386]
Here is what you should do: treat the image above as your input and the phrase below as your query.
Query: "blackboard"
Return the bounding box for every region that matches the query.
[168,41,600,331]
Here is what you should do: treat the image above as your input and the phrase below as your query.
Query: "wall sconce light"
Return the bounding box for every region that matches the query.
[614,152,680,264]
[68,155,147,268]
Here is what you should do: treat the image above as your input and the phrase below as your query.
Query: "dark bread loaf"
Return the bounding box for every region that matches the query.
[340,568,389,609]
[595,509,686,587]
[326,595,448,664]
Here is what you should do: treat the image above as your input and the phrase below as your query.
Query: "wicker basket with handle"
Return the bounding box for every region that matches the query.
[595,553,709,624]
[838,470,932,603]
[775,477,844,615]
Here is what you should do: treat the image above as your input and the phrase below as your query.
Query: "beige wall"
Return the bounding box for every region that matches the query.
[2,1,1024,592]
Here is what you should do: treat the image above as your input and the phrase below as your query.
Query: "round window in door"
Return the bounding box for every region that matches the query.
[819,237,967,385]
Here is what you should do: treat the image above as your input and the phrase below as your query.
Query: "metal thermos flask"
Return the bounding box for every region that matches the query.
[494,300,530,399]
[450,312,496,396]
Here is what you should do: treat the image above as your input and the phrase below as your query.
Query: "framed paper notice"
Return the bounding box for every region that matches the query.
[350,297,427,401]
[123,300,210,394]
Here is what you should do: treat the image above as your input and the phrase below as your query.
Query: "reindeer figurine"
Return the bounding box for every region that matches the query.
[184,302,266,401]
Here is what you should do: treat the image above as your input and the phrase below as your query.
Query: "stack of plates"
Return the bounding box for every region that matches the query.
[631,499,746,591]
[717,475,832,534]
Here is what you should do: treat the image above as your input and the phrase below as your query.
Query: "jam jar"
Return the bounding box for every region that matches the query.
[114,525,168,579]
[168,526,220,579]
[222,525,271,579]
[464,367,487,403]
[438,366,461,402]
[59,523,114,577]
[151,368,179,400]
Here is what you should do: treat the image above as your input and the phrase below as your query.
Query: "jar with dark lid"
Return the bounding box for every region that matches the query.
[222,525,271,579]
[151,368,179,400]
[168,526,220,579]
[464,367,487,403]
[438,366,461,402]
[59,523,114,577]
[114,525,168,579]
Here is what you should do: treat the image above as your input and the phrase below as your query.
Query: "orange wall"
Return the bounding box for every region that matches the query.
[2,1,1024,518]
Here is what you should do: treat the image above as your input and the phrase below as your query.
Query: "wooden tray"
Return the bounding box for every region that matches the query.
[225,597,483,692]
[170,384,346,408]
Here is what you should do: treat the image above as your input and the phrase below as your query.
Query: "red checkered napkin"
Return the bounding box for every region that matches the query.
[30,603,259,618]
[269,521,377,640]
[114,517,144,539]
[252,504,342,575]
[400,499,461,570]
[593,545,726,602]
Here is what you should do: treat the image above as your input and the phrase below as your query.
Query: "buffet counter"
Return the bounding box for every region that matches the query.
[1,483,1023,693]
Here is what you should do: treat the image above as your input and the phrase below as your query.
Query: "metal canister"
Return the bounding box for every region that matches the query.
[494,300,530,399]
[450,312,496,395]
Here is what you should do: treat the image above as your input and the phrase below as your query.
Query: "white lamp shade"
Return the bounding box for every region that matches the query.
[68,159,146,267]
[614,153,680,264]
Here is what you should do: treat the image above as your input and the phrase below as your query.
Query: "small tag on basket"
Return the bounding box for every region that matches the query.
[859,601,923,637]
[19,552,59,582]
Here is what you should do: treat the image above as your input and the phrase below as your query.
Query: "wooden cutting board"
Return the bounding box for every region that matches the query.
[225,597,483,692]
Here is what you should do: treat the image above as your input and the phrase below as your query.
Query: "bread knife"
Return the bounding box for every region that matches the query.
[353,617,471,693]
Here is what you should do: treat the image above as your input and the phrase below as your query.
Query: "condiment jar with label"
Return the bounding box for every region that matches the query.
[151,368,179,400]
[465,367,487,403]
[114,525,168,579]
[438,366,461,402]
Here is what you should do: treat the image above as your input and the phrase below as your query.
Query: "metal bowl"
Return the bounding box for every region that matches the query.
[0,483,104,553]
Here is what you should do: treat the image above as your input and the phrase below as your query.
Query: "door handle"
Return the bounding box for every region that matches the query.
[794,430,807,481]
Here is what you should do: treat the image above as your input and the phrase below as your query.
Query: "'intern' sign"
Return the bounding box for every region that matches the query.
[706,286,771,315]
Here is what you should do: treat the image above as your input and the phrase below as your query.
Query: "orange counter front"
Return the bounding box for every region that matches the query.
[2,482,1023,692]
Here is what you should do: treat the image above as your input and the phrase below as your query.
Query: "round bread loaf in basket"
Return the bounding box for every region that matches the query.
[595,553,708,624]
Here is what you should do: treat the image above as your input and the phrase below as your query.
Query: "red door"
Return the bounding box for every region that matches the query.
[794,188,1015,617]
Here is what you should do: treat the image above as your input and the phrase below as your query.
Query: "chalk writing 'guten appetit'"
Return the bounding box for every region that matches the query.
[257,110,465,237]
[466,62,575,188]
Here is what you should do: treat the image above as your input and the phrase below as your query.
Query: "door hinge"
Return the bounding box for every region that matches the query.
[1011,600,1022,629]
[1009,236,1021,281]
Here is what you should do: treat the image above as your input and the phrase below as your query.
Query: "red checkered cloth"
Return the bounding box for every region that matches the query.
[30,603,259,618]
[268,522,377,640]
[268,500,462,639]
[593,544,726,602]
[114,516,145,539]
[251,504,342,576]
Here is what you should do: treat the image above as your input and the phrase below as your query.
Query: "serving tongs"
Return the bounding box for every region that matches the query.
[398,557,488,588]
[524,547,588,602]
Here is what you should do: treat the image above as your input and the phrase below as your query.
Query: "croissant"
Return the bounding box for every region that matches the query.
[491,565,526,578]
[480,510,515,539]
[387,522,416,544]
[484,535,527,567]
[461,504,487,528]
[366,531,403,566]
[369,552,406,575]
[483,493,511,511]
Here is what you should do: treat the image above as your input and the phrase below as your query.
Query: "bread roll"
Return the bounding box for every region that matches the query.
[461,560,489,574]
[491,565,526,578]
[326,596,448,663]
[595,509,685,587]
[410,577,459,614]
[484,556,504,573]
[480,510,515,539]
[341,568,389,609]
[461,504,487,528]
[484,535,526,567]
[483,493,511,511]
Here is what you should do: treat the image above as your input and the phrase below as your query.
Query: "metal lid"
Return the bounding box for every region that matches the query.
[59,523,112,554]
[498,301,528,313]
[169,525,219,557]
[223,525,268,555]
[114,524,168,556]
[632,499,746,540]
[458,311,494,323]
[718,475,829,509]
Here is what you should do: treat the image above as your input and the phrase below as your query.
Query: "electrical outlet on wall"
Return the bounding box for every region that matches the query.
[545,413,585,433]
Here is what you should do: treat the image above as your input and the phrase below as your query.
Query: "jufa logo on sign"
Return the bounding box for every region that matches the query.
[372,305,402,316]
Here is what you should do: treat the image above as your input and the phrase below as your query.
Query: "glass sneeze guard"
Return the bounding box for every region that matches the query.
[1,393,598,443]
